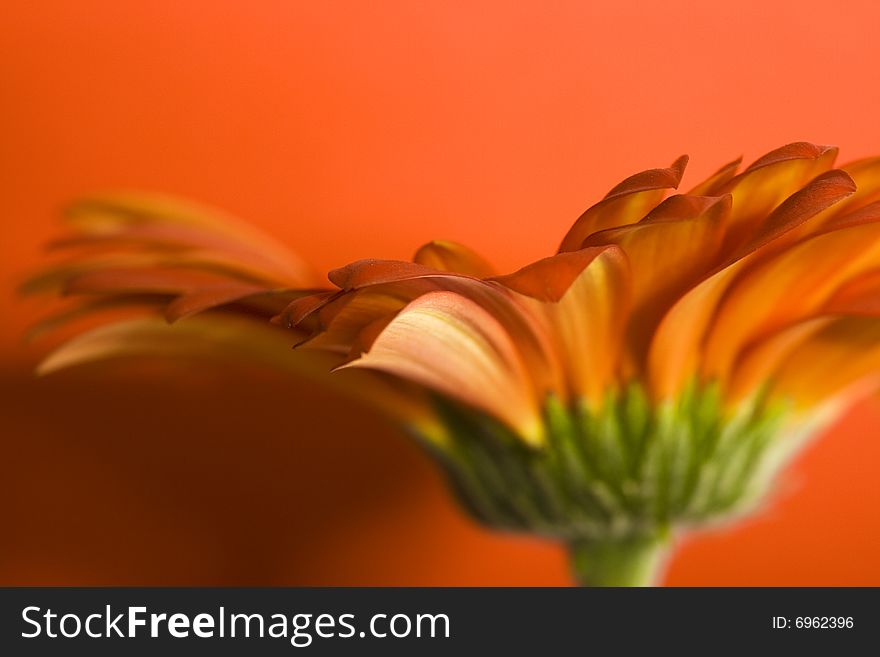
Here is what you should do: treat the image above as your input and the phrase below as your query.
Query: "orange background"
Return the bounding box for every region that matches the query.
[1,1,879,585]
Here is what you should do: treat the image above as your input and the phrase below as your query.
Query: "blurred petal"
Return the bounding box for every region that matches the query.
[769,316,880,407]
[25,298,157,342]
[36,315,301,375]
[37,315,442,442]
[703,219,880,381]
[63,267,233,296]
[21,254,166,295]
[726,316,831,402]
[558,155,688,252]
[21,251,294,296]
[820,200,880,234]
[65,193,317,285]
[823,268,880,315]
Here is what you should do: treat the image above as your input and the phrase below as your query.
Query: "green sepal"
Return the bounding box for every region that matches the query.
[424,382,804,543]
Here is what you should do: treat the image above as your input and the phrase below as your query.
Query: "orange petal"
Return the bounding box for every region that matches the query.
[277,290,340,328]
[728,287,880,404]
[413,240,497,277]
[490,246,622,302]
[647,259,746,399]
[491,247,632,401]
[728,169,856,261]
[726,316,832,403]
[164,283,271,322]
[715,142,838,251]
[843,156,880,203]
[703,219,880,382]
[820,200,880,234]
[35,315,304,375]
[647,170,857,399]
[36,314,443,441]
[314,261,561,395]
[25,296,161,341]
[811,157,880,227]
[342,290,544,444]
[64,267,233,295]
[586,194,730,366]
[297,289,411,354]
[557,155,688,252]
[20,254,164,296]
[51,231,310,289]
[823,268,880,316]
[325,259,518,328]
[687,156,742,195]
[65,193,317,285]
[328,259,452,291]
[505,247,631,405]
[769,316,880,408]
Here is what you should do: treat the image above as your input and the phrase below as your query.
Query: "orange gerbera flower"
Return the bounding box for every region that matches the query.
[26,142,880,586]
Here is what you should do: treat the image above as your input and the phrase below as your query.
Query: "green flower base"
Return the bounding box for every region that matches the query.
[423,382,817,586]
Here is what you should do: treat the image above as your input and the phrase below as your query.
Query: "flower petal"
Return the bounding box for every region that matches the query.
[502,247,631,404]
[714,142,838,251]
[557,155,688,252]
[820,200,880,234]
[64,267,233,295]
[490,246,622,302]
[703,219,880,382]
[726,316,832,403]
[823,268,880,315]
[297,289,412,355]
[647,262,744,400]
[342,290,544,444]
[64,193,317,285]
[297,260,562,396]
[728,169,856,260]
[647,170,857,398]
[164,284,273,322]
[36,315,303,375]
[769,316,880,408]
[413,240,497,277]
[37,315,443,442]
[817,156,880,223]
[328,259,454,291]
[276,290,340,329]
[586,194,730,366]
[727,290,880,404]
[687,156,742,195]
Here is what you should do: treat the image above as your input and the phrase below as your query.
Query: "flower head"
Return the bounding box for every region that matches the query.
[27,143,880,585]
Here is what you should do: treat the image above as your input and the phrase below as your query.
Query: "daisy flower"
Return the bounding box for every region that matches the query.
[28,142,880,585]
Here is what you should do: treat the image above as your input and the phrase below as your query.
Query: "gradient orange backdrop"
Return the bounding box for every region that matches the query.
[2,1,879,585]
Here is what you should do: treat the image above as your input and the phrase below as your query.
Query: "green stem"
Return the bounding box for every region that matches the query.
[569,534,670,587]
